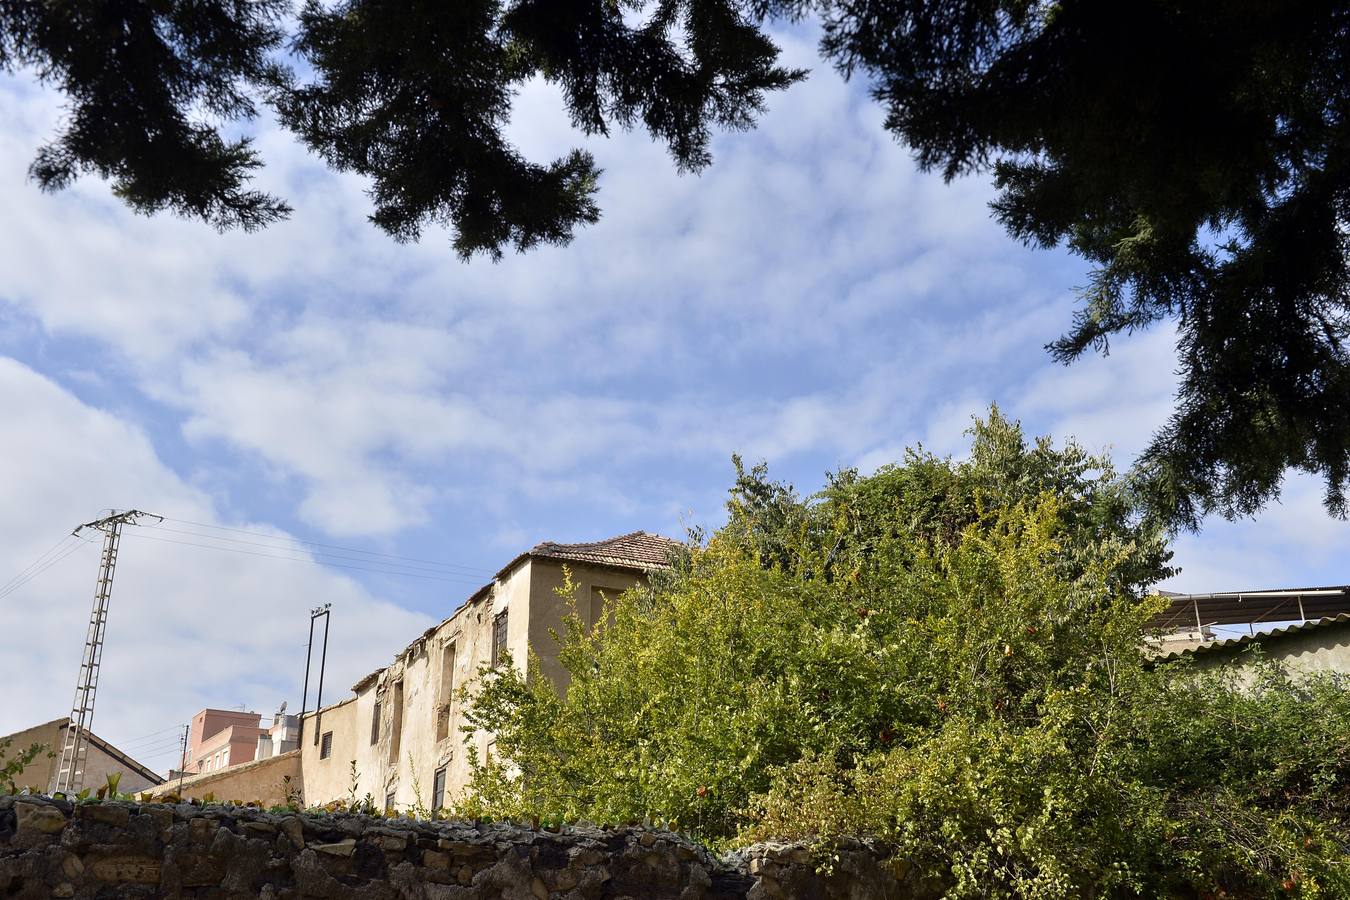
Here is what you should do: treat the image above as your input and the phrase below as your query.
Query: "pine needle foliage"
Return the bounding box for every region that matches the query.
[459,411,1350,898]
[5,1,1350,524]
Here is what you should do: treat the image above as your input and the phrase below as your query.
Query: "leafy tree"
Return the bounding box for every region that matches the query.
[726,407,1173,594]
[0,736,49,794]
[6,1,1348,525]
[458,415,1350,897]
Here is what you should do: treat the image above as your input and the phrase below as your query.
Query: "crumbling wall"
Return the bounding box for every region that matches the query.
[0,796,926,899]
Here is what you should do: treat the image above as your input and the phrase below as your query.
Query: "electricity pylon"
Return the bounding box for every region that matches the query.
[54,509,161,793]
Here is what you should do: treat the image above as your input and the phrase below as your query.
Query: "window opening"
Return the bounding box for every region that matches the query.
[388,680,404,763]
[432,766,447,811]
[436,644,456,741]
[491,611,509,667]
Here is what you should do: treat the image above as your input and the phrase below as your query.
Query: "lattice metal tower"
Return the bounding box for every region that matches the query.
[54,509,161,793]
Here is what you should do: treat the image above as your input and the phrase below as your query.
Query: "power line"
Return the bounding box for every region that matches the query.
[0,536,94,601]
[119,733,185,751]
[115,723,186,745]
[142,523,487,577]
[157,517,492,575]
[122,531,486,585]
[117,730,190,752]
[0,534,78,595]
[121,735,185,752]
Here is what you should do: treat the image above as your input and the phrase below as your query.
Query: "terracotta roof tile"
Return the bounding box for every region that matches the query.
[528,531,682,570]
[495,531,682,579]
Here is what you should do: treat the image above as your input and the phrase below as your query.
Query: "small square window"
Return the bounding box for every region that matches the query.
[432,766,447,811]
[319,731,333,759]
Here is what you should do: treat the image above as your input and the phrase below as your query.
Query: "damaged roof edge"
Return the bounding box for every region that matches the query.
[348,533,679,697]
[351,580,495,694]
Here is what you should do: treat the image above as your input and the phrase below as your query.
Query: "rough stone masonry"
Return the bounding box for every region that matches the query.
[0,796,924,899]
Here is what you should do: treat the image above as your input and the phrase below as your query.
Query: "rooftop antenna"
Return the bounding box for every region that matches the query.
[55,509,162,793]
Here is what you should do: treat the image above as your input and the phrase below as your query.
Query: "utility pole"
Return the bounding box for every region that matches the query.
[176,724,190,795]
[298,604,332,747]
[54,509,161,794]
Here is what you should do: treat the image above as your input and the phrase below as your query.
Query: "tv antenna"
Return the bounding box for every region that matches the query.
[54,509,161,793]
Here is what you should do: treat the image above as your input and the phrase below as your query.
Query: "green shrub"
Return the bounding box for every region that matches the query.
[458,410,1350,898]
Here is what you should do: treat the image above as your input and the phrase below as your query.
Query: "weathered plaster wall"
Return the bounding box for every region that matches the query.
[527,561,644,693]
[288,552,655,816]
[1,721,160,794]
[298,700,358,807]
[1190,621,1350,684]
[308,559,649,814]
[0,796,925,899]
[143,753,301,808]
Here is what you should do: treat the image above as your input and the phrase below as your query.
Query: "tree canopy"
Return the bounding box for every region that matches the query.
[3,1,1348,525]
[457,413,1350,898]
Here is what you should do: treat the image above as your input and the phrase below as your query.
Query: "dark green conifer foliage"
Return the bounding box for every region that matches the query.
[795,0,1350,528]
[4,0,1350,527]
[0,0,291,230]
[274,0,802,259]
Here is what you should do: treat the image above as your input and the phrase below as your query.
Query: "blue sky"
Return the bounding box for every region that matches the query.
[1,23,1345,772]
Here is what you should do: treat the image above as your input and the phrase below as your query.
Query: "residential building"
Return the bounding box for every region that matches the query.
[256,711,300,760]
[185,708,266,775]
[0,718,163,793]
[298,531,680,811]
[1148,585,1350,678]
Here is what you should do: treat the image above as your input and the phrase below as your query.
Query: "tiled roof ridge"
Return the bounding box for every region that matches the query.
[532,529,666,552]
[528,531,681,567]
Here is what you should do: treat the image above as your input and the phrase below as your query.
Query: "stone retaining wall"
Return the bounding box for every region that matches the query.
[0,796,921,899]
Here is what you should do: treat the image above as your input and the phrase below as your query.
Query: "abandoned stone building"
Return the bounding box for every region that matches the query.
[295,530,680,810]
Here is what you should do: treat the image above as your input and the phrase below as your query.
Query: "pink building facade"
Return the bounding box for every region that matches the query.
[185,709,264,775]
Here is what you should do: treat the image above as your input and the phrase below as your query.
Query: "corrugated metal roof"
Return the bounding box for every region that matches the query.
[1145,585,1350,630]
[1153,612,1350,663]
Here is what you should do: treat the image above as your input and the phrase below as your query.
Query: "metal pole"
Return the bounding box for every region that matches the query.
[55,509,160,793]
[299,613,317,745]
[176,724,189,795]
[313,606,331,745]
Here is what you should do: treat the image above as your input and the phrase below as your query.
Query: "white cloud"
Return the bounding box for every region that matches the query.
[0,13,1344,627]
[0,357,432,770]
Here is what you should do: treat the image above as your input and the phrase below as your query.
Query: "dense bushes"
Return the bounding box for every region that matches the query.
[458,411,1350,898]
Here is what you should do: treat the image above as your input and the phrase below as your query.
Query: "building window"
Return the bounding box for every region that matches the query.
[432,766,446,811]
[491,610,508,667]
[320,731,333,760]
[385,792,396,812]
[370,700,382,746]
[436,643,455,742]
[388,680,404,763]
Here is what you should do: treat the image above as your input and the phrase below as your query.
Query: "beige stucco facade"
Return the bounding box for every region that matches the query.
[296,537,670,813]
[142,750,302,807]
[1,719,162,794]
